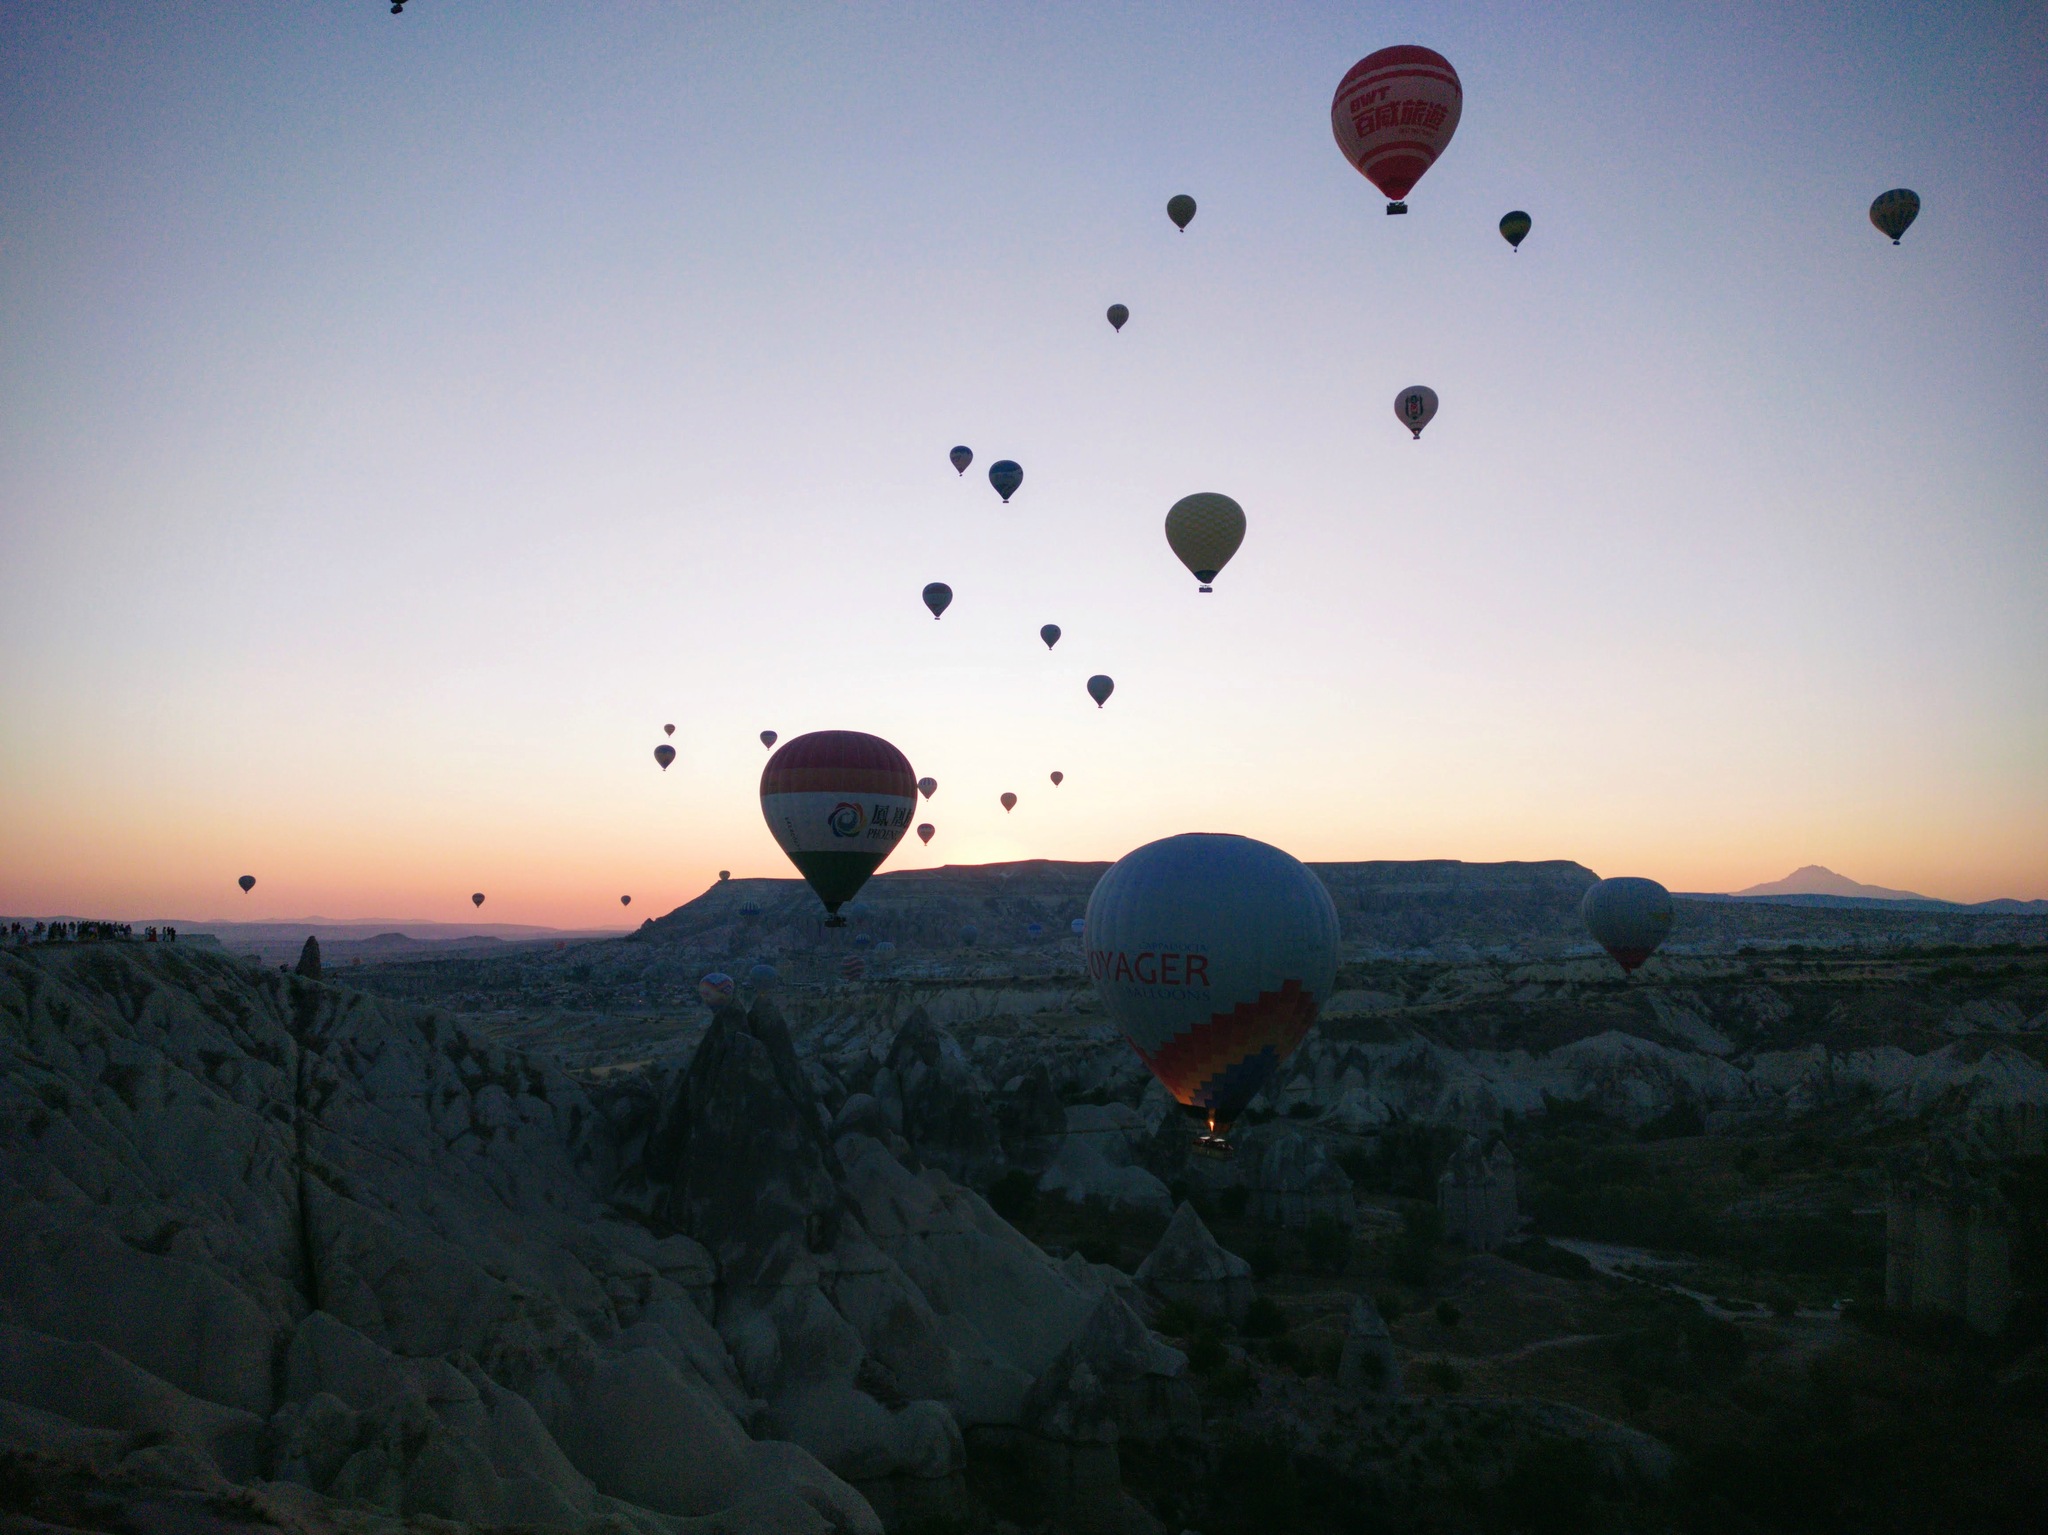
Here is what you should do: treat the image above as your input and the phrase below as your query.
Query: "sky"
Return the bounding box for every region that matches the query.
[2,1,2044,927]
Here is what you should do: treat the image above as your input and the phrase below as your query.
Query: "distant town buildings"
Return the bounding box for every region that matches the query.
[1438,1135,1519,1250]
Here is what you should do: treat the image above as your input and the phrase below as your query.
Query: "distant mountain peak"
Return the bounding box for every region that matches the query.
[1731,865,1931,902]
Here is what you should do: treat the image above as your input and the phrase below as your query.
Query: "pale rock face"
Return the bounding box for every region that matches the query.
[1134,1202,1254,1325]
[1338,1296,1401,1400]
[1036,1105,1174,1216]
[884,1010,1006,1187]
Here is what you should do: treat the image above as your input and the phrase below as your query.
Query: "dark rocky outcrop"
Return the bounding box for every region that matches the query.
[1133,1203,1253,1326]
[882,1010,1005,1188]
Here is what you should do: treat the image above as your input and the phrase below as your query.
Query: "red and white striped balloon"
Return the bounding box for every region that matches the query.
[1330,46,1462,211]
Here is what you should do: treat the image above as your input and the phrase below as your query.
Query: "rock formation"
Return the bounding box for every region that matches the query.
[1884,1146,2016,1335]
[1438,1136,1518,1251]
[1133,1202,1254,1325]
[1337,1295,1401,1400]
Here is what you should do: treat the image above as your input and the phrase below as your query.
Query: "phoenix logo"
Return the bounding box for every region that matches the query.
[827,801,866,838]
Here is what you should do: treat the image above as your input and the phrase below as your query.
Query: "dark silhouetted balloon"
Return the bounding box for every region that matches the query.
[1395,385,1438,438]
[718,870,730,882]
[238,875,256,893]
[1167,194,1197,230]
[1870,188,1920,244]
[655,743,676,770]
[748,962,779,992]
[918,776,937,799]
[1085,833,1340,1140]
[699,972,735,1008]
[839,956,866,982]
[621,895,631,906]
[1027,921,1043,937]
[663,723,675,737]
[1581,877,1674,975]
[1087,675,1114,708]
[1107,303,1129,331]
[472,893,485,908]
[1001,792,1017,812]
[1050,771,1063,786]
[950,445,973,475]
[760,730,916,926]
[917,822,935,845]
[923,582,953,619]
[1331,47,1462,213]
[960,924,979,945]
[1499,210,1531,249]
[760,730,777,749]
[989,460,1023,502]
[1165,493,1246,592]
[1040,624,1061,649]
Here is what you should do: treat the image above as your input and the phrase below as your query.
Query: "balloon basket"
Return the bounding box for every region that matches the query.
[1191,1134,1235,1160]
[824,916,847,929]
[1385,202,1408,215]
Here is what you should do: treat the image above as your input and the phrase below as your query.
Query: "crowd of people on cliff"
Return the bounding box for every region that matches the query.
[5,920,177,944]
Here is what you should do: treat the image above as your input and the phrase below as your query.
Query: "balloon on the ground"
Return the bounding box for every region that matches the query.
[1087,674,1115,707]
[1581,877,1674,975]
[760,730,916,926]
[1085,833,1341,1140]
[1040,624,1061,649]
[663,723,675,737]
[1071,918,1086,934]
[1395,385,1438,438]
[989,460,1023,502]
[854,933,872,948]
[472,893,485,908]
[922,582,953,619]
[699,972,735,1008]
[917,822,935,845]
[238,876,256,893]
[1167,194,1197,231]
[1165,493,1246,592]
[748,962,779,992]
[1027,922,1043,937]
[1050,771,1063,786]
[620,895,631,906]
[760,730,777,749]
[738,901,762,916]
[1499,210,1531,249]
[1331,46,1462,213]
[1001,792,1017,812]
[1107,304,1129,331]
[1870,188,1920,244]
[918,776,937,799]
[950,445,973,475]
[718,870,730,882]
[654,743,676,770]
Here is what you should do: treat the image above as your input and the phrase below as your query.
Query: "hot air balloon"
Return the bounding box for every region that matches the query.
[1395,385,1438,438]
[950,445,973,475]
[663,724,675,737]
[1040,624,1061,649]
[1331,46,1462,214]
[1085,833,1340,1146]
[699,972,736,1008]
[989,461,1023,503]
[838,956,866,982]
[1087,675,1115,708]
[1581,877,1674,975]
[1167,194,1197,231]
[1870,188,1920,244]
[854,933,872,948]
[761,730,778,749]
[1001,792,1017,812]
[923,582,953,620]
[1026,921,1044,938]
[1107,304,1129,332]
[960,924,979,945]
[1499,210,1531,250]
[748,962,780,992]
[472,893,486,908]
[655,743,676,770]
[238,875,256,893]
[917,822,935,845]
[621,895,631,906]
[739,901,762,916]
[718,870,730,882]
[760,730,916,926]
[918,777,937,799]
[1050,771,1063,786]
[1071,918,1087,935]
[1165,493,1246,593]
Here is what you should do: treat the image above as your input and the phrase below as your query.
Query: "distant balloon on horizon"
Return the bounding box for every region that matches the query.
[917,822,935,845]
[238,875,256,893]
[718,870,730,882]
[1395,385,1438,438]
[760,730,777,749]
[923,582,953,620]
[1040,624,1061,649]
[1166,194,1196,231]
[663,723,675,737]
[988,460,1022,503]
[1106,303,1129,331]
[471,893,485,908]
[1164,493,1246,593]
[1087,674,1115,708]
[950,445,973,475]
[1581,877,1674,975]
[1050,771,1063,786]
[1499,210,1532,249]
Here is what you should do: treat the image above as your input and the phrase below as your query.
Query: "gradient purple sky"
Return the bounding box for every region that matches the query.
[3,2,2044,926]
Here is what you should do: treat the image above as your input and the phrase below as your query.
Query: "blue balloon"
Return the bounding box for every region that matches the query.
[1071,918,1086,934]
[988,460,1023,503]
[1026,921,1044,937]
[748,962,780,992]
[1084,833,1339,1136]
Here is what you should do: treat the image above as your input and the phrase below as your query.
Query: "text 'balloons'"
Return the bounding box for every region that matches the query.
[1870,188,1920,244]
[917,822,935,845]
[1107,303,1129,331]
[1581,877,1675,975]
[1167,194,1197,231]
[1396,385,1438,438]
[923,582,953,620]
[989,460,1023,503]
[950,445,973,475]
[1499,210,1531,249]
[1087,675,1115,708]
[238,875,256,893]
[760,730,778,749]
[760,731,916,926]
[1164,493,1246,593]
[1040,624,1062,649]
[655,743,676,770]
[918,776,937,799]
[1001,792,1017,812]
[1331,46,1462,213]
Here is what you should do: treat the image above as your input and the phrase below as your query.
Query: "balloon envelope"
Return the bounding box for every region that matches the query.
[922,582,953,620]
[1000,792,1017,812]
[1071,918,1086,934]
[654,743,676,770]
[1165,493,1246,591]
[699,972,735,1008]
[1040,624,1061,649]
[1581,877,1674,974]
[989,460,1023,502]
[761,730,778,749]
[1870,188,1919,244]
[959,924,979,944]
[1499,210,1531,249]
[918,776,937,799]
[1106,303,1129,331]
[917,822,935,845]
[238,875,256,893]
[472,893,485,908]
[1050,771,1063,786]
[950,445,973,475]
[1395,385,1439,438]
[621,895,631,906]
[1087,675,1114,708]
[1085,833,1340,1135]
[838,956,866,981]
[748,962,780,992]
[718,870,730,882]
[1331,46,1462,210]
[1167,194,1196,230]
[663,723,675,736]
[760,730,916,924]
[1026,922,1043,937]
